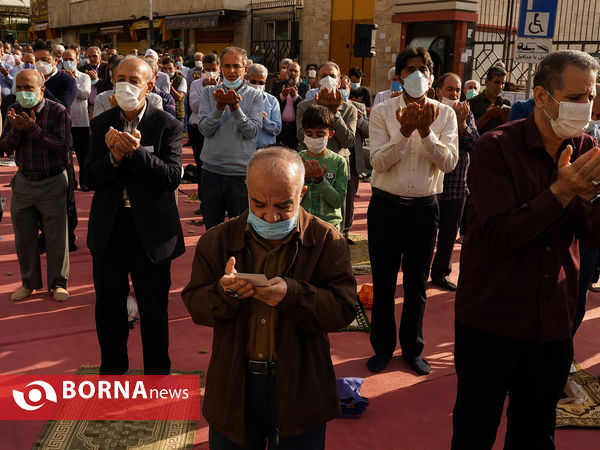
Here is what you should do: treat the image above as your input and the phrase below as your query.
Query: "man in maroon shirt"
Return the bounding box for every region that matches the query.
[452,50,600,448]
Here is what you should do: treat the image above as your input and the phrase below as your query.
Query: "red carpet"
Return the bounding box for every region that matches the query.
[1,146,599,449]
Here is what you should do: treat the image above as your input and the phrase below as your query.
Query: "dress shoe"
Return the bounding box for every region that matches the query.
[589,282,600,292]
[52,287,70,302]
[403,355,431,375]
[345,236,356,246]
[11,287,34,301]
[456,235,464,244]
[432,276,457,291]
[367,354,391,373]
[194,208,203,215]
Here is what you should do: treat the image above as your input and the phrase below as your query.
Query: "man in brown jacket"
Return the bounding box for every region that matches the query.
[182,147,356,449]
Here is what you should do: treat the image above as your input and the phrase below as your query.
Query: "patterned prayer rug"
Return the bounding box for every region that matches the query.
[337,295,371,333]
[556,362,600,427]
[349,233,371,275]
[33,367,201,449]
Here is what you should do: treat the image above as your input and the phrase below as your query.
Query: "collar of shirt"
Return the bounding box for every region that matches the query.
[46,67,58,81]
[120,100,147,131]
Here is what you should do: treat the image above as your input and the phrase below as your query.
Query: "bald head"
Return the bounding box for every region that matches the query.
[116,57,154,83]
[16,69,44,89]
[247,147,305,190]
[246,147,307,225]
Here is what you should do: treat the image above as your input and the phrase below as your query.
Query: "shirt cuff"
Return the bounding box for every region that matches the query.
[231,107,247,122]
[109,151,121,168]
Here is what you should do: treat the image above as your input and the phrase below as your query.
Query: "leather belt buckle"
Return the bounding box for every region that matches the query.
[247,360,276,376]
[397,196,414,206]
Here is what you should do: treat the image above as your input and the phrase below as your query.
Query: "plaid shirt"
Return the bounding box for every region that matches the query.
[439,110,479,200]
[0,98,70,174]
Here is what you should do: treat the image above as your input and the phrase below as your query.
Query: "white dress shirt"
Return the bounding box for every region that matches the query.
[373,89,393,106]
[369,95,458,197]
[70,70,91,128]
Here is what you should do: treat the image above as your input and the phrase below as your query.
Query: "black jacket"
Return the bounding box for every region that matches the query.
[271,80,309,116]
[81,103,185,264]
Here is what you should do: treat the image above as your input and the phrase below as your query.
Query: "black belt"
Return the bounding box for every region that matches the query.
[18,167,65,181]
[372,187,437,206]
[247,360,276,376]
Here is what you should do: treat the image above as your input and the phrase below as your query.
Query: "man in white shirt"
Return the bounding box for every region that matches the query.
[144,49,170,93]
[366,46,458,376]
[373,67,402,106]
[62,49,91,180]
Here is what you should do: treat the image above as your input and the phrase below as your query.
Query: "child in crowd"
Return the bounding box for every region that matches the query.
[300,105,348,230]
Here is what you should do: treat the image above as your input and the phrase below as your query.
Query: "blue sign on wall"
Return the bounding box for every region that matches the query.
[518,0,558,38]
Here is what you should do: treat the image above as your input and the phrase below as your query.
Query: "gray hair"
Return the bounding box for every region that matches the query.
[54,44,65,54]
[194,52,204,59]
[465,79,480,90]
[87,46,100,55]
[220,46,248,67]
[387,67,396,81]
[247,147,305,190]
[280,58,293,68]
[317,61,340,79]
[534,50,600,93]
[145,58,159,76]
[248,63,268,78]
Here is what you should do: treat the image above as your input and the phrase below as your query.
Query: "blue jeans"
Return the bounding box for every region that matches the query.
[200,169,249,230]
[209,372,326,450]
[574,243,600,335]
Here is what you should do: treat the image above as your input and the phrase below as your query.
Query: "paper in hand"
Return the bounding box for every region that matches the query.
[235,273,271,287]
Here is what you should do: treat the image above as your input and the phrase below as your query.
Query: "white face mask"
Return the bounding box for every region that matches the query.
[195,60,203,69]
[544,91,592,139]
[202,71,219,82]
[401,70,430,98]
[308,69,316,78]
[114,82,143,112]
[35,60,53,76]
[319,75,338,92]
[249,82,265,91]
[304,135,329,153]
[441,97,459,107]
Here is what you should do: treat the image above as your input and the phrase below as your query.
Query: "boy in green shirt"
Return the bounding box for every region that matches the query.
[300,105,348,229]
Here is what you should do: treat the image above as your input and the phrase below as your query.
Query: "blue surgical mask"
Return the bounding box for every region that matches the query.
[340,89,349,101]
[350,81,360,90]
[247,208,298,241]
[22,63,35,70]
[222,76,243,90]
[62,60,75,71]
[16,90,40,109]
[586,120,600,140]
[391,80,402,92]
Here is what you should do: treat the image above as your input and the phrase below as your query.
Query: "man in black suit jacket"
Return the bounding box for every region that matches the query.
[81,58,185,375]
[270,61,308,149]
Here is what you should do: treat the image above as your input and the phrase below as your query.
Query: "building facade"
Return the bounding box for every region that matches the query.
[47,0,250,55]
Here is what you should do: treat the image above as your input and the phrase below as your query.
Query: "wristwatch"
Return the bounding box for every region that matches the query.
[579,193,600,206]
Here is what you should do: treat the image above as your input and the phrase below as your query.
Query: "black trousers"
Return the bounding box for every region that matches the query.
[93,206,172,375]
[367,192,439,358]
[71,126,90,171]
[431,197,466,281]
[277,122,298,149]
[209,372,326,450]
[452,321,573,450]
[342,154,359,236]
[188,123,205,196]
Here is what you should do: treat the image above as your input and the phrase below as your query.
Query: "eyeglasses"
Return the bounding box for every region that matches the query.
[223,64,244,70]
[249,80,266,85]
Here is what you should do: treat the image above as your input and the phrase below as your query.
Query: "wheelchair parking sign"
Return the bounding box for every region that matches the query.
[518,0,557,39]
